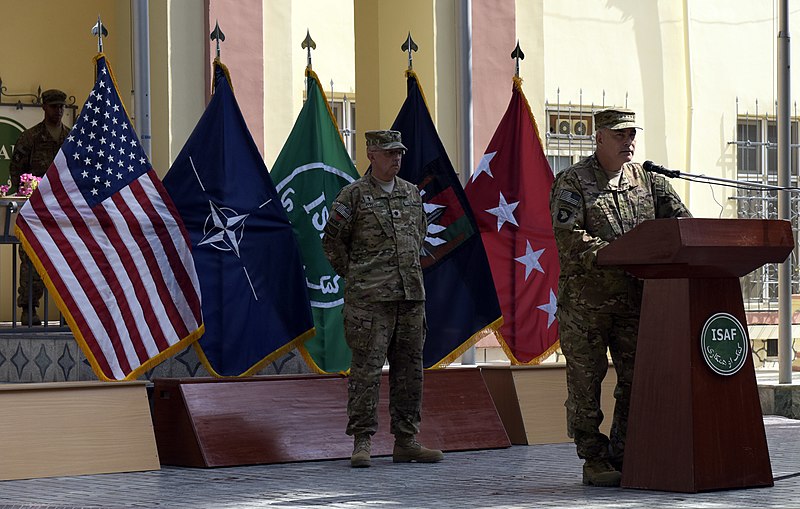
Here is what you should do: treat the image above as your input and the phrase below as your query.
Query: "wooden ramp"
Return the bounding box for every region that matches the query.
[0,381,159,480]
[153,367,510,467]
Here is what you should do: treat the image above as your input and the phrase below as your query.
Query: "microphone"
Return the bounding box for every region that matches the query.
[643,160,681,178]
[643,160,792,191]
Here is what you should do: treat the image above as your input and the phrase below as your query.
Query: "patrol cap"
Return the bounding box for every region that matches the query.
[41,89,67,105]
[365,130,407,152]
[594,108,642,131]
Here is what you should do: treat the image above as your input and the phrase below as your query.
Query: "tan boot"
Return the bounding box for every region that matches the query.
[350,435,371,468]
[582,459,621,487]
[392,435,443,463]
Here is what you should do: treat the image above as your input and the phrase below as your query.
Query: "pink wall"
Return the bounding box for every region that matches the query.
[206,0,265,156]
[472,0,516,167]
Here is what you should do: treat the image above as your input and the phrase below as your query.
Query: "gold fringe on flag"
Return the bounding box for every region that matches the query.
[426,316,505,369]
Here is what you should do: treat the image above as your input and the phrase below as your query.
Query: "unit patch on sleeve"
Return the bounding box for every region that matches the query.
[556,207,576,224]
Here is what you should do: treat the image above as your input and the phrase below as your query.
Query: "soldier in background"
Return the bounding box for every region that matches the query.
[9,89,70,326]
[322,129,443,468]
[550,108,692,487]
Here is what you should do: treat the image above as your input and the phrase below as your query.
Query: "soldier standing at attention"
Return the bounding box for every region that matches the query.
[550,108,692,487]
[9,89,70,326]
[322,129,443,468]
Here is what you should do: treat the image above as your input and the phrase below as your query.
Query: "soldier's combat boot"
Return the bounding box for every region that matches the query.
[351,435,371,468]
[582,459,622,487]
[608,440,624,473]
[392,435,443,463]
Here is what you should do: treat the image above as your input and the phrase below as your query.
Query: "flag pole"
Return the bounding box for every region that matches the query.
[401,32,418,71]
[511,41,525,79]
[302,30,316,70]
[91,15,108,54]
[210,21,225,60]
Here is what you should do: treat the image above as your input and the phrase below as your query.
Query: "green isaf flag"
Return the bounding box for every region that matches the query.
[271,68,360,374]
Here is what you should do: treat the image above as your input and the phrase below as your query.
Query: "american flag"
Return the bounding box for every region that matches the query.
[15,54,204,381]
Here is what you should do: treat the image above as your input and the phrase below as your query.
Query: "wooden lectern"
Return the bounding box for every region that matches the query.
[597,218,793,493]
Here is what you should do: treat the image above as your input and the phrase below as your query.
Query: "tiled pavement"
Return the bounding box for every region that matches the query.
[0,415,797,509]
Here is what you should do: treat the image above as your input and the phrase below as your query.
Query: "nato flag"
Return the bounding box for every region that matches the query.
[163,60,314,376]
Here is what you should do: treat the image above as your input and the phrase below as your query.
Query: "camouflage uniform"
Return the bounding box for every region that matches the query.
[9,120,69,312]
[9,121,68,188]
[322,170,427,438]
[550,153,691,465]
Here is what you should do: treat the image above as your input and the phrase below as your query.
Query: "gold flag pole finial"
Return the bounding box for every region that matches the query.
[401,32,418,71]
[302,30,316,69]
[511,40,525,78]
[91,15,108,53]
[210,21,226,60]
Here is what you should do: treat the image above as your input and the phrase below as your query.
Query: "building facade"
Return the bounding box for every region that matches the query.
[2,0,799,365]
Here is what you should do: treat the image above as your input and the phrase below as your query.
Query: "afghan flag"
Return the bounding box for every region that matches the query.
[392,70,502,368]
[163,59,315,376]
[464,76,560,364]
[270,68,360,374]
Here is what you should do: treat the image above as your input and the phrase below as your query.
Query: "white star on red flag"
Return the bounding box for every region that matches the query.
[515,240,546,280]
[472,151,496,182]
[537,289,558,328]
[464,77,560,364]
[486,192,520,232]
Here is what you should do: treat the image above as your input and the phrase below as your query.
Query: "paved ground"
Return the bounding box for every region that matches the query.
[0,415,797,509]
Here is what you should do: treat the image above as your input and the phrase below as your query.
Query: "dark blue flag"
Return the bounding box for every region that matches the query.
[163,60,314,376]
[391,70,503,368]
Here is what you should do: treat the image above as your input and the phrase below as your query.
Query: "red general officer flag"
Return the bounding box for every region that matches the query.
[15,54,204,381]
[465,76,559,364]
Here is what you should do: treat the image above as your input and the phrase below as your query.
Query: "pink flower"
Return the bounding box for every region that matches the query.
[18,174,41,198]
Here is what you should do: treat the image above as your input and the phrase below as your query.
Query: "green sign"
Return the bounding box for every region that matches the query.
[700,312,748,376]
[0,116,26,186]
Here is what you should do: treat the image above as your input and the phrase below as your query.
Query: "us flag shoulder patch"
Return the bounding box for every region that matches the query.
[558,189,581,206]
[333,202,351,221]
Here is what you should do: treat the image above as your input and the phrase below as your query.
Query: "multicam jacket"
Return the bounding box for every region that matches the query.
[322,172,427,303]
[550,154,692,312]
[9,121,69,188]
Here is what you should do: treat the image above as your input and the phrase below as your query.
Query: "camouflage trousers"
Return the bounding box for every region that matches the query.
[343,300,425,438]
[17,249,44,309]
[558,307,639,463]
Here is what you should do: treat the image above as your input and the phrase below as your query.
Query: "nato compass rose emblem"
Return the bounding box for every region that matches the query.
[197,198,269,301]
[199,201,249,258]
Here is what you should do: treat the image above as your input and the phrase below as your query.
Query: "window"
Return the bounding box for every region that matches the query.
[314,92,356,164]
[543,105,598,174]
[766,338,778,358]
[547,155,574,174]
[733,114,800,309]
